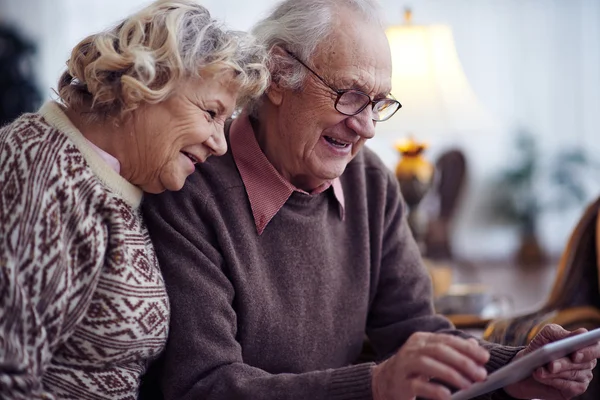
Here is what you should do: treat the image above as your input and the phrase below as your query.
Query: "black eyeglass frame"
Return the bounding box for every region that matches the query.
[285,50,401,122]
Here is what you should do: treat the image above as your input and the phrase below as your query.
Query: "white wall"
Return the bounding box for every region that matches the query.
[1,0,599,259]
[374,0,600,259]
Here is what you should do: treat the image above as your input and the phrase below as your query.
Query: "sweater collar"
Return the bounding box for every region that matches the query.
[230,114,345,235]
[38,102,143,208]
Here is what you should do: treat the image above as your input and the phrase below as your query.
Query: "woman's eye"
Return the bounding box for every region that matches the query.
[200,108,217,120]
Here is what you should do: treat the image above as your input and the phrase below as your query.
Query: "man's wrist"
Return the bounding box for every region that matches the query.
[371,362,386,400]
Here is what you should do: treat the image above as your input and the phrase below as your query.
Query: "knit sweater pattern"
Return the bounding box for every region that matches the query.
[0,103,169,399]
[141,123,519,400]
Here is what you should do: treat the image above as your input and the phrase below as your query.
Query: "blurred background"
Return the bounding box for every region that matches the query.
[1,0,598,266]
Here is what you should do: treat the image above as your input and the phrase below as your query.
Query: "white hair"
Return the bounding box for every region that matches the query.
[251,0,383,90]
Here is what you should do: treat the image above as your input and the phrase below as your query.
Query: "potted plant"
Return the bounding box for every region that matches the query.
[489,131,598,267]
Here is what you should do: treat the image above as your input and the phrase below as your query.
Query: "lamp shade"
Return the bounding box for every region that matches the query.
[378,23,494,139]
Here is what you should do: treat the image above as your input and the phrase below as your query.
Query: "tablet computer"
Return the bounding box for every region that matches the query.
[450,328,600,400]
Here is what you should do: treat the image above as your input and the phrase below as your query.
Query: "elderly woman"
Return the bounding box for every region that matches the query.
[0,0,268,398]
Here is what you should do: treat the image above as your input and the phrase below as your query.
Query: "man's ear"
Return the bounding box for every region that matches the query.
[265,46,290,106]
[266,80,284,106]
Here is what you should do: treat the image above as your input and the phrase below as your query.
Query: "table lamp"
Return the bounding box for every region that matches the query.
[379,9,495,246]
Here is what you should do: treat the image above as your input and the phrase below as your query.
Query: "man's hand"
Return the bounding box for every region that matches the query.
[504,324,600,400]
[371,332,489,400]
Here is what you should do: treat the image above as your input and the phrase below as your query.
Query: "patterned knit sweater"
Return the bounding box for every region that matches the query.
[0,102,169,399]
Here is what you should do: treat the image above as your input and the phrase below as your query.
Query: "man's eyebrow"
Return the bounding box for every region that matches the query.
[336,77,391,99]
[346,86,392,100]
[374,90,393,100]
[335,77,362,90]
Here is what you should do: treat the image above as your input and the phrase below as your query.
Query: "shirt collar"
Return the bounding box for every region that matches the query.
[230,114,345,235]
[83,136,121,174]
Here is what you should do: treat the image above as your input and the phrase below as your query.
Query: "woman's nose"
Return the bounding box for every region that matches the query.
[207,128,228,156]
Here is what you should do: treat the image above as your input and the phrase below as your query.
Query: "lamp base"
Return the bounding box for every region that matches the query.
[394,137,435,248]
[397,175,432,246]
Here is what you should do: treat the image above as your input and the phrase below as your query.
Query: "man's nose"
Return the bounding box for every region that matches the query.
[346,106,376,139]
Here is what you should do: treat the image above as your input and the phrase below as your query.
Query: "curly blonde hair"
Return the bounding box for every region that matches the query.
[58,0,269,121]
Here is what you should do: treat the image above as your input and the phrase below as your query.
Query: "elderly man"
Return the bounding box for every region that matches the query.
[141,0,600,399]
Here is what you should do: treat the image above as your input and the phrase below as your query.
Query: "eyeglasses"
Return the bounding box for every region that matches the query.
[285,50,401,122]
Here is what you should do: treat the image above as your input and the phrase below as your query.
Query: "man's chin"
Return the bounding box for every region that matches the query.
[321,162,350,180]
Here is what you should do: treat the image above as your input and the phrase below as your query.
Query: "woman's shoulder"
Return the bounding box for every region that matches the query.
[1,111,76,163]
[1,113,71,194]
[0,111,114,219]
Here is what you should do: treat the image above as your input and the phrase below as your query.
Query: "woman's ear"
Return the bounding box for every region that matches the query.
[265,46,290,106]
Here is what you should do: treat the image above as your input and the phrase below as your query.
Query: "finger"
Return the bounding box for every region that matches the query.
[546,357,597,374]
[528,324,574,351]
[542,324,575,340]
[410,377,452,400]
[569,341,600,364]
[545,359,596,374]
[568,328,589,336]
[408,332,488,361]
[427,334,490,364]
[420,343,488,383]
[409,355,477,390]
[532,377,591,399]
[535,366,594,383]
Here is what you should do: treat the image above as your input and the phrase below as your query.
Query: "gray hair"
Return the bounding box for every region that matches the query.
[251,0,382,90]
[58,0,269,121]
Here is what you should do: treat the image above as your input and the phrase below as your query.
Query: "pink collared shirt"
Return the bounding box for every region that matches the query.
[230,115,345,235]
[83,137,121,174]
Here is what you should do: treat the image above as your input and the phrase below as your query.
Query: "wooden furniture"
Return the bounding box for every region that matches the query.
[424,149,467,260]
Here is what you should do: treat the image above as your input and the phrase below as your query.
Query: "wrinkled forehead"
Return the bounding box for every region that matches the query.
[312,11,392,97]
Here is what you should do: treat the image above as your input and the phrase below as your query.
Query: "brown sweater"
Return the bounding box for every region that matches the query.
[141,132,519,400]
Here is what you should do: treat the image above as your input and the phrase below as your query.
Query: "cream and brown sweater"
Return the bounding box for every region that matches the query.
[0,102,169,399]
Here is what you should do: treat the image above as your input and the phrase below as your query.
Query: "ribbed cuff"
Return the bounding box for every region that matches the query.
[328,363,375,400]
[486,346,524,373]
[484,346,524,400]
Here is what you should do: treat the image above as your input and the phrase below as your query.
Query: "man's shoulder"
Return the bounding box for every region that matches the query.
[144,148,243,209]
[192,148,241,187]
